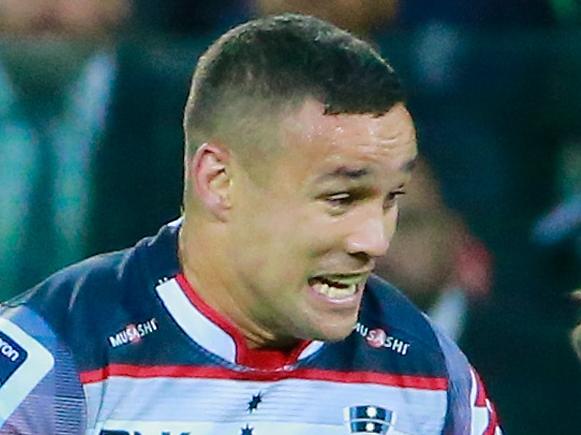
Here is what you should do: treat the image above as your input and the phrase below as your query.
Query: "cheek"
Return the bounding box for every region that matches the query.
[299,208,352,255]
[232,203,312,276]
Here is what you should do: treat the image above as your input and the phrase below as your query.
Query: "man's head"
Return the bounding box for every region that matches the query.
[181,14,416,345]
[183,14,404,174]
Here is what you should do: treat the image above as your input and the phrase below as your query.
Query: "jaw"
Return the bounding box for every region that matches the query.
[299,306,361,342]
[281,280,365,342]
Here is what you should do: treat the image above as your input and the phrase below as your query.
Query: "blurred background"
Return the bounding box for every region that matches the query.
[0,0,579,433]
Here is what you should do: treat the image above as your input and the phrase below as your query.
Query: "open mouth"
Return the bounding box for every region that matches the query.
[308,274,367,300]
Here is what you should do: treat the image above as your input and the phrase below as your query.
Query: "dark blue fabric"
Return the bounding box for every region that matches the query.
[0,306,86,434]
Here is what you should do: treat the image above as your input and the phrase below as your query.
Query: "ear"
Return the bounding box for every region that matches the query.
[189,142,232,220]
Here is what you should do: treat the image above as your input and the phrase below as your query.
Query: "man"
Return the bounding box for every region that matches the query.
[0,14,501,434]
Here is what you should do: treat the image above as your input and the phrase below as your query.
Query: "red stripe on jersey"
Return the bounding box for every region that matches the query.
[176,273,312,370]
[473,369,487,407]
[80,364,448,390]
[484,401,500,435]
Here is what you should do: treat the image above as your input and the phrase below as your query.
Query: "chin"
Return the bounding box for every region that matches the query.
[307,320,357,343]
[321,331,353,343]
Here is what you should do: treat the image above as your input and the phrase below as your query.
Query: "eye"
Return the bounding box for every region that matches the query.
[326,192,355,207]
[321,191,357,214]
[384,190,406,210]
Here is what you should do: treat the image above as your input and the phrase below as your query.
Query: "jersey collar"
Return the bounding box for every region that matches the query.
[155,273,324,370]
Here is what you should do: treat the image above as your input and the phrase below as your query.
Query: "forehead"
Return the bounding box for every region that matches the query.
[278,99,417,182]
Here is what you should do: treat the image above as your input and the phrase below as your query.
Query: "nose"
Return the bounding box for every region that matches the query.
[346,213,391,258]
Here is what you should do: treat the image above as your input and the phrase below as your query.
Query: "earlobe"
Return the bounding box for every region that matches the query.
[190,143,232,220]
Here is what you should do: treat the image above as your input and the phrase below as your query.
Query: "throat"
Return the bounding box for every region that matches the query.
[178,224,309,368]
[175,272,309,370]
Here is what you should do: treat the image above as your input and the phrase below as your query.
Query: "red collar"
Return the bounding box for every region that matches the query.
[155,274,323,370]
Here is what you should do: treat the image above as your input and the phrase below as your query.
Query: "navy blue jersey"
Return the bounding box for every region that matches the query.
[0,221,501,434]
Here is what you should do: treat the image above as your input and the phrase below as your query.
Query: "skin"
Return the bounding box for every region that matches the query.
[180,99,417,349]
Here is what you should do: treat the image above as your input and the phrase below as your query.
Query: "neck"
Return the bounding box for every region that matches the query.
[178,216,298,350]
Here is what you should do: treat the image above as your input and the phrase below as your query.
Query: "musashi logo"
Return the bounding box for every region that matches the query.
[108,318,158,348]
[354,323,410,356]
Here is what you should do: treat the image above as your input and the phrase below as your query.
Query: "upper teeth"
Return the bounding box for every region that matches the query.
[325,275,365,286]
[311,276,366,299]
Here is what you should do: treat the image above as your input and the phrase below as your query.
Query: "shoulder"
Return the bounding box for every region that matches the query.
[0,223,181,432]
[362,275,458,357]
[362,275,471,389]
[0,248,136,378]
[0,222,179,369]
[363,274,473,374]
[3,246,138,332]
[362,276,501,434]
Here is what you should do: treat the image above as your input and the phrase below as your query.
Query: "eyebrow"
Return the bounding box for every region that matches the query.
[317,166,371,183]
[317,157,417,183]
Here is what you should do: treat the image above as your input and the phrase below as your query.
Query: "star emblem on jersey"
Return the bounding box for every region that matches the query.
[240,424,254,435]
[247,392,263,413]
[343,405,397,434]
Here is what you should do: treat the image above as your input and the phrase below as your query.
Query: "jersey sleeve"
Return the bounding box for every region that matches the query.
[0,305,86,434]
[469,367,502,435]
[430,323,502,435]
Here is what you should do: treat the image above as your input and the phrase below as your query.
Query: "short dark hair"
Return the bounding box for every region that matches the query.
[183,13,404,159]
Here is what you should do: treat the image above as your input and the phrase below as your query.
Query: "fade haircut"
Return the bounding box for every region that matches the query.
[183,13,404,171]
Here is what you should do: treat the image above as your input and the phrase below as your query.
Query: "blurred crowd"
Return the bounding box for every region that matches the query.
[0,1,579,434]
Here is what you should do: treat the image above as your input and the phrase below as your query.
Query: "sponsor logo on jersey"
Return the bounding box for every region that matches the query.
[0,331,27,386]
[108,318,158,348]
[354,323,411,356]
[344,405,397,434]
[0,317,54,427]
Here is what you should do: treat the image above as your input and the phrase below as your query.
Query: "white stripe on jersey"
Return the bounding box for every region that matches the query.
[156,278,238,363]
[469,369,502,435]
[89,420,360,435]
[156,278,324,364]
[84,376,447,434]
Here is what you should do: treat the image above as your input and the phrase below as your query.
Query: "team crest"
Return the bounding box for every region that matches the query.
[343,405,397,434]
